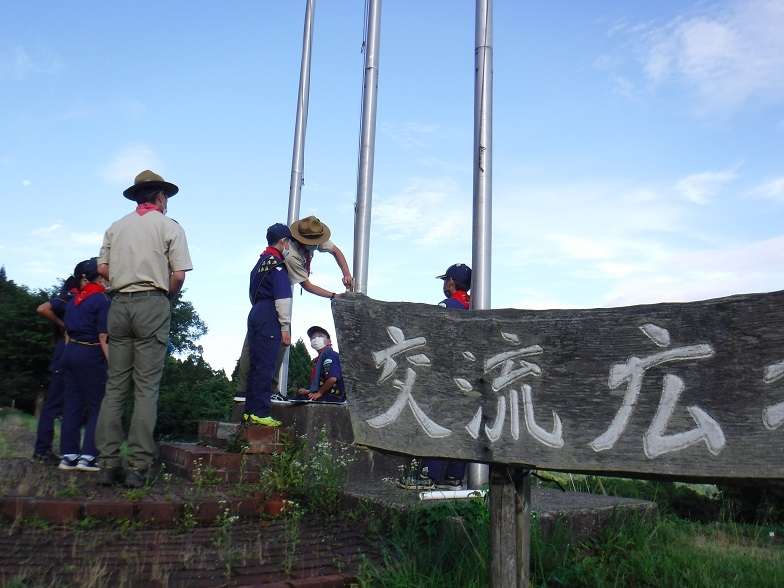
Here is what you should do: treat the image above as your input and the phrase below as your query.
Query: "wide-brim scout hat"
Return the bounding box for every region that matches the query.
[290,216,331,245]
[307,325,331,340]
[123,170,179,201]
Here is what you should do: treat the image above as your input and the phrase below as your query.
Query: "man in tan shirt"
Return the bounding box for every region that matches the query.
[95,170,192,488]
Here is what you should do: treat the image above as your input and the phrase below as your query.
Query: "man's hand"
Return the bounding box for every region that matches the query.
[308,391,323,400]
[281,331,291,347]
[342,274,354,290]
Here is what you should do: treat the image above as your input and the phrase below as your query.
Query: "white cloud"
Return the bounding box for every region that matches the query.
[30,223,103,248]
[604,235,784,306]
[605,0,784,115]
[22,179,31,187]
[673,167,738,204]
[551,234,613,260]
[747,177,784,202]
[0,45,62,79]
[381,121,439,149]
[374,176,471,245]
[31,223,65,236]
[99,145,160,185]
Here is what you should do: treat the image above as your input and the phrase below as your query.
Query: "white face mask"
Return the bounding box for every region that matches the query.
[310,336,327,351]
[282,247,292,259]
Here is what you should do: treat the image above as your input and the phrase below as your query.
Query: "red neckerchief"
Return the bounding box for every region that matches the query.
[75,282,106,306]
[136,203,163,216]
[261,246,282,259]
[452,291,470,309]
[310,343,332,382]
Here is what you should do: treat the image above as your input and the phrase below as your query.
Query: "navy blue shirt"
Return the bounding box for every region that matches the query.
[64,290,110,344]
[312,346,345,401]
[438,291,470,310]
[248,249,291,335]
[47,289,77,371]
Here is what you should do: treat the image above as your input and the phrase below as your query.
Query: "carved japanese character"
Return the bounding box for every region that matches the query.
[763,360,784,430]
[591,323,725,458]
[366,367,451,437]
[371,326,428,384]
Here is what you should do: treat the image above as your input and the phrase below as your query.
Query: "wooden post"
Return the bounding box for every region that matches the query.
[490,466,530,587]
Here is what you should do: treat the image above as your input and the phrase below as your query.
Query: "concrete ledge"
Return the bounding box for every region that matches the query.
[264,402,659,543]
[268,401,410,482]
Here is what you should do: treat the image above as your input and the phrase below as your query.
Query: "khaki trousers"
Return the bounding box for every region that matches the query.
[96,292,170,470]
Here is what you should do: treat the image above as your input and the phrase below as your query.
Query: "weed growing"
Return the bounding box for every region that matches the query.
[256,431,306,499]
[282,499,305,576]
[357,496,491,587]
[192,457,222,493]
[356,494,784,587]
[303,427,355,516]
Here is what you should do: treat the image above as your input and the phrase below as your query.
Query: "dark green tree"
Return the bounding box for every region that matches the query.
[168,290,207,355]
[228,338,314,393]
[0,267,55,412]
[156,354,233,440]
[288,338,314,392]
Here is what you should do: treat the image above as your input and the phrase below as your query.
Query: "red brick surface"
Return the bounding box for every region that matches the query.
[84,498,135,520]
[0,519,377,586]
[0,497,32,522]
[34,500,81,524]
[240,426,282,443]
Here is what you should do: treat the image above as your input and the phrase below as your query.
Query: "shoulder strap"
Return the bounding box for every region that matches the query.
[250,256,284,304]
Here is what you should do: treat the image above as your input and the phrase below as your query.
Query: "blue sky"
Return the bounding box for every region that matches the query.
[2,0,783,375]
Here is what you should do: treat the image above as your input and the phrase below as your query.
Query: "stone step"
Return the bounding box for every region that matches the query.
[196,420,287,454]
[159,442,271,483]
[161,419,294,483]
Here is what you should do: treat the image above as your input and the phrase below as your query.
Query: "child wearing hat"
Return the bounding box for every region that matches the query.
[292,326,346,404]
[235,215,352,402]
[399,263,472,491]
[58,258,110,472]
[243,223,294,426]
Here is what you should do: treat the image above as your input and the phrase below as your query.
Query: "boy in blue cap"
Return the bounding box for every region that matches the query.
[400,263,471,491]
[292,326,346,404]
[244,223,294,426]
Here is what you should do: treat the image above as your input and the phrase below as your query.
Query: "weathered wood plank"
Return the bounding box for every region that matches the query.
[332,292,784,480]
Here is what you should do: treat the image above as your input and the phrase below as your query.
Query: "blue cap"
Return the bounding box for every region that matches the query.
[307,325,331,340]
[436,263,472,288]
[74,257,99,281]
[266,223,292,245]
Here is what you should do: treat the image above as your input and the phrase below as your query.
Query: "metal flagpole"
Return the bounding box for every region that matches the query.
[472,4,530,583]
[288,0,316,224]
[280,0,317,394]
[352,0,382,295]
[468,0,492,492]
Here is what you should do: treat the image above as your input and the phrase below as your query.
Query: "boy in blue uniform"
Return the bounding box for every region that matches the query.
[244,223,293,426]
[32,272,80,465]
[59,258,111,472]
[400,263,472,491]
[292,326,346,403]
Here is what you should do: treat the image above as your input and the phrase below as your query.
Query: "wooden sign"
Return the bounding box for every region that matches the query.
[332,291,784,481]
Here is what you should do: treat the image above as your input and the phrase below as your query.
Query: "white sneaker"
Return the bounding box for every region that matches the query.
[76,456,100,472]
